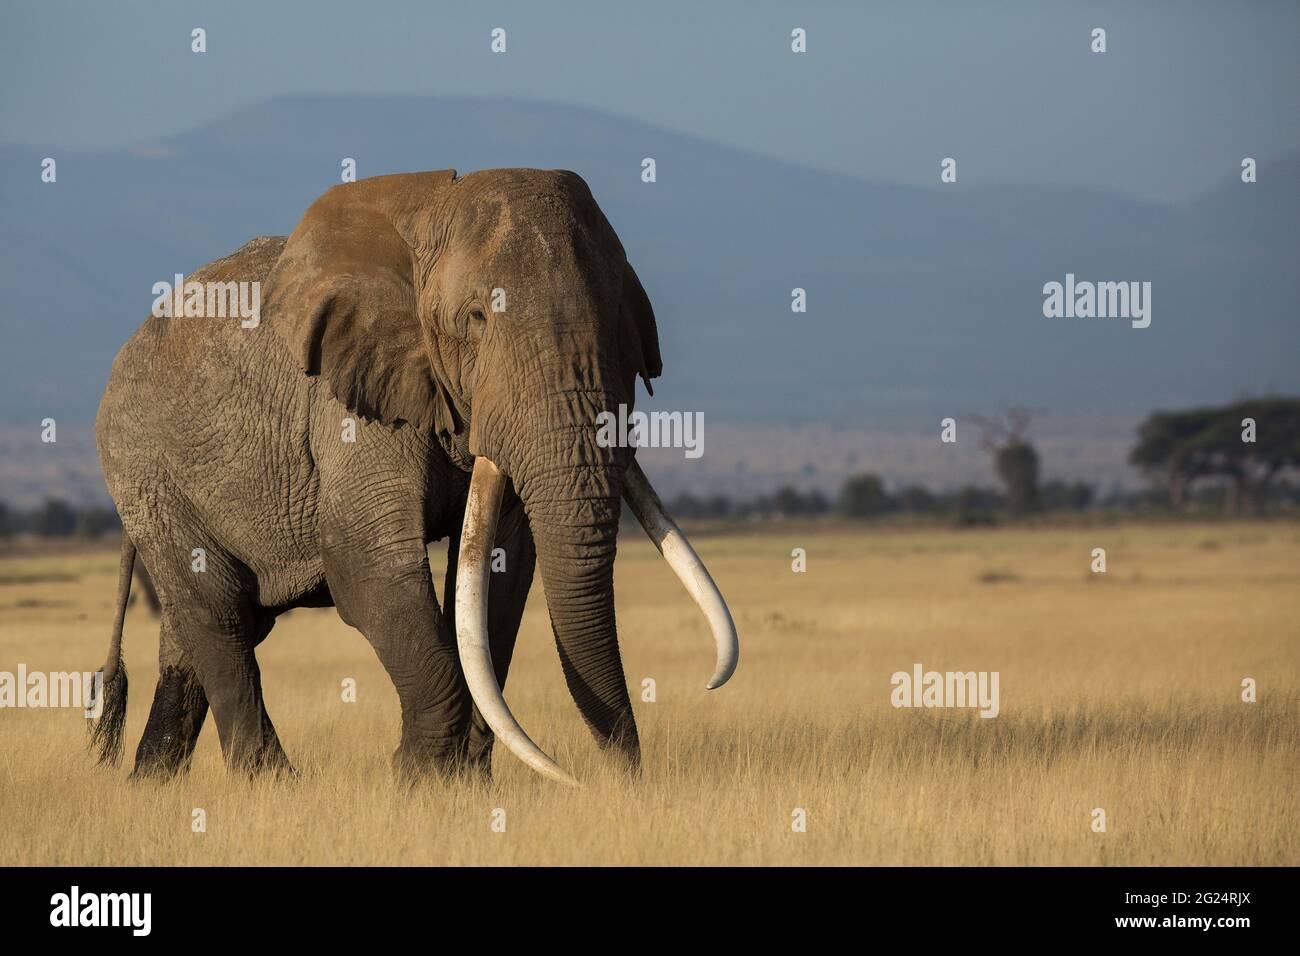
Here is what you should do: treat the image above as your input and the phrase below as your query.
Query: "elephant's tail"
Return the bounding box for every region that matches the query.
[88,535,134,765]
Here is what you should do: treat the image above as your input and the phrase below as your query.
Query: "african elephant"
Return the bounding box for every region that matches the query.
[91,169,737,785]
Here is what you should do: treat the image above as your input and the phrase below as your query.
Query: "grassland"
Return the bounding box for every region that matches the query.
[1,521,1296,866]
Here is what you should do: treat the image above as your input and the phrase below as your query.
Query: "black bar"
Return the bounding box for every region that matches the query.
[1,866,1283,941]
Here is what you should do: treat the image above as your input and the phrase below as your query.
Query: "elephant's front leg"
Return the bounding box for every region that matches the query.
[322,533,471,778]
[444,488,536,778]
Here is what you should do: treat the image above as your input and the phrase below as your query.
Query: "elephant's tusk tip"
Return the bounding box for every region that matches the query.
[540,764,583,788]
[705,666,736,690]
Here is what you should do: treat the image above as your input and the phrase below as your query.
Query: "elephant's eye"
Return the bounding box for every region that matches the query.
[467,309,487,337]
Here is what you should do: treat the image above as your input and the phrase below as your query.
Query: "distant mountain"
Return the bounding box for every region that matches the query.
[1,94,1296,448]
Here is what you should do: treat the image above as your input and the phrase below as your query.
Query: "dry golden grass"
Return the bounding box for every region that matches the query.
[1,521,1296,866]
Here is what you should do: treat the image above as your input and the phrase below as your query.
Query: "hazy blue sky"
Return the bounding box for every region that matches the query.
[2,0,1297,202]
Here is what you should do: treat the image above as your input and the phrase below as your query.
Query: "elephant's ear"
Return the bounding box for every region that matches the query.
[620,261,663,396]
[263,182,460,435]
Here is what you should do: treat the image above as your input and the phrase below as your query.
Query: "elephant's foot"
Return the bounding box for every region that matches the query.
[463,731,497,782]
[221,712,296,780]
[236,741,297,780]
[130,747,194,782]
[390,731,476,783]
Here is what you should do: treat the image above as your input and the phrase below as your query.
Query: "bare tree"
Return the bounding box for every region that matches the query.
[971,406,1041,517]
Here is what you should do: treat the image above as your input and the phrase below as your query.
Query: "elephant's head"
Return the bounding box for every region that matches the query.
[264,169,737,784]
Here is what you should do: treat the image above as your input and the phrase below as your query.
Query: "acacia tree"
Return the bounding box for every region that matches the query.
[1129,407,1217,509]
[1220,399,1300,512]
[1130,398,1300,514]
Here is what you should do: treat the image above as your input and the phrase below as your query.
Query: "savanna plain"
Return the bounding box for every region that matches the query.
[1,521,1295,866]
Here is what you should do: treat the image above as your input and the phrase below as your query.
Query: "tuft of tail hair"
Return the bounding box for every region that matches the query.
[88,536,134,765]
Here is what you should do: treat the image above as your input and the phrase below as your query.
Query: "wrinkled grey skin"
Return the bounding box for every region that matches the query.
[93,169,662,779]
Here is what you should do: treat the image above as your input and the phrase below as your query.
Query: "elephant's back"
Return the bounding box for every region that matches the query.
[98,235,294,452]
[101,235,289,387]
[202,234,287,279]
[97,236,324,597]
[128,234,289,370]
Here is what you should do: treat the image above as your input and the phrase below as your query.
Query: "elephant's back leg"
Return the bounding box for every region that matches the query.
[173,599,290,776]
[132,612,210,780]
[136,533,291,776]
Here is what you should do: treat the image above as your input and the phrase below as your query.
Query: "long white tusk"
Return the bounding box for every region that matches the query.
[622,458,739,690]
[455,457,580,787]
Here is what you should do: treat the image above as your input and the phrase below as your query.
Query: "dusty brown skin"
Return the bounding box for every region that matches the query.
[95,169,661,778]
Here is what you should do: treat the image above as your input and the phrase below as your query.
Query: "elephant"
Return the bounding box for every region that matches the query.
[90,169,738,785]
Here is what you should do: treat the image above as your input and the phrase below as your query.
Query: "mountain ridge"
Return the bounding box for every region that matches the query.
[2,95,1295,437]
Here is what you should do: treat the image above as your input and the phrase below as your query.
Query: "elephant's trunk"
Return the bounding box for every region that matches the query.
[525,469,637,762]
[514,408,638,763]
